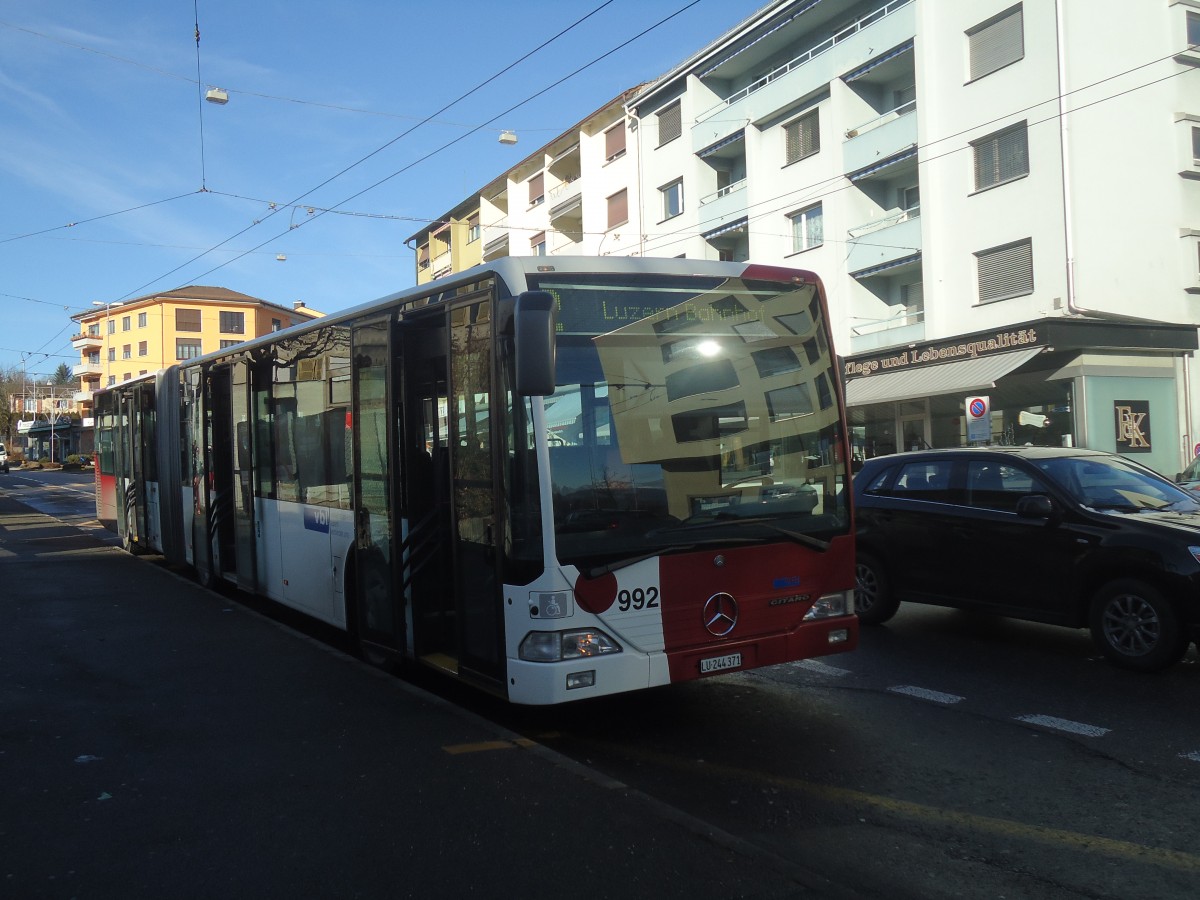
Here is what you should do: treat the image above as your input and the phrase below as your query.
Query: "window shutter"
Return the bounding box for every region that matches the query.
[968,5,1024,80]
[528,172,545,205]
[973,123,1028,189]
[657,102,681,146]
[607,189,628,228]
[605,125,626,160]
[977,239,1033,301]
[785,111,820,164]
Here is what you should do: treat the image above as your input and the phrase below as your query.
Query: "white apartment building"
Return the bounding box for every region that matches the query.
[626,0,1200,477]
[407,88,645,282]
[410,0,1200,476]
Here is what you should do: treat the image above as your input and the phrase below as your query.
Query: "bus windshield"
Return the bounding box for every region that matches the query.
[527,271,849,570]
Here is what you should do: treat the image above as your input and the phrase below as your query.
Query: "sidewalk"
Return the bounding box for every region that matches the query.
[0,490,844,899]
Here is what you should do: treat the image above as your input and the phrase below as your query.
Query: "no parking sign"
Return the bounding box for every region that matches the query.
[966,395,990,443]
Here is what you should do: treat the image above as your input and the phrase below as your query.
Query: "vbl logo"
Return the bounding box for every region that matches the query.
[304,506,331,533]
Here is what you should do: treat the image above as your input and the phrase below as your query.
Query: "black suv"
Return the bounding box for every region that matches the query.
[853,446,1200,671]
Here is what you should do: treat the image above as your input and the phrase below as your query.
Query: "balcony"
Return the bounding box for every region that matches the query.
[692,0,915,152]
[844,103,918,177]
[849,311,925,354]
[847,209,921,276]
[549,178,583,221]
[74,362,102,377]
[697,178,748,229]
[72,332,102,351]
[74,389,97,404]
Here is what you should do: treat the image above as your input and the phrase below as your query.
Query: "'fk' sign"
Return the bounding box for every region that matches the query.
[1114,400,1151,453]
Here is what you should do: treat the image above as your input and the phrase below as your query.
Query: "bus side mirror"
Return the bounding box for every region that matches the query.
[514,290,556,396]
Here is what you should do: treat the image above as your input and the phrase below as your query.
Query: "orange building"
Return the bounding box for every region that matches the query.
[70,285,323,415]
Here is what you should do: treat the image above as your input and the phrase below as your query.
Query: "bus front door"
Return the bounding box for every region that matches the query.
[400,298,504,689]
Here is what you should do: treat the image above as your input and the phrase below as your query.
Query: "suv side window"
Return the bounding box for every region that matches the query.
[965,461,1044,512]
[891,460,955,503]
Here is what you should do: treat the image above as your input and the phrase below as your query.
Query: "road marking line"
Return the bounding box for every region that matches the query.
[888,685,964,704]
[1015,714,1109,737]
[442,740,517,755]
[589,740,1200,873]
[443,737,538,755]
[793,659,851,677]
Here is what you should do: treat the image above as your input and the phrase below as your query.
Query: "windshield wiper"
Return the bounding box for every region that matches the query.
[648,516,831,552]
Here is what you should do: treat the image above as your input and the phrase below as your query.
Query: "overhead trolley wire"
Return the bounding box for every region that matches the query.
[111,0,622,301]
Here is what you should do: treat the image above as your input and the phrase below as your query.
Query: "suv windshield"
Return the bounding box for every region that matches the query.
[528,271,849,569]
[1036,455,1198,512]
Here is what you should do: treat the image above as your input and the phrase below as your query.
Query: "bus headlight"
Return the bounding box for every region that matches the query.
[519,629,623,662]
[803,591,849,620]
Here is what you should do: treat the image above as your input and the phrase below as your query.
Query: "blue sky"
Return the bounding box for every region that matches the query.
[0,0,767,380]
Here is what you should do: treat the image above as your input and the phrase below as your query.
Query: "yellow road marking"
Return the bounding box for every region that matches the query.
[598,743,1200,873]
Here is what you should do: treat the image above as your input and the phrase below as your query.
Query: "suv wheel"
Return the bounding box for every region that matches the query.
[855,553,900,625]
[1089,579,1188,672]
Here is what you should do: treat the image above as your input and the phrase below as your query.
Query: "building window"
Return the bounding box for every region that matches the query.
[607,188,628,229]
[605,124,626,161]
[1193,125,1200,164]
[220,339,242,349]
[138,341,148,356]
[788,203,824,253]
[176,338,203,360]
[272,318,283,332]
[107,348,115,362]
[219,311,245,334]
[528,172,545,207]
[176,308,202,332]
[530,232,546,256]
[467,214,480,243]
[657,101,681,147]
[972,122,1028,190]
[107,319,116,335]
[660,179,684,220]
[121,344,131,359]
[87,324,100,337]
[138,311,147,327]
[967,4,1023,81]
[784,110,820,165]
[107,375,116,386]
[122,315,131,331]
[1189,10,1200,46]
[976,238,1034,302]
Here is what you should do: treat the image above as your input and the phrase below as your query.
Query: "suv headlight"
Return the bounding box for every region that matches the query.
[519,629,623,662]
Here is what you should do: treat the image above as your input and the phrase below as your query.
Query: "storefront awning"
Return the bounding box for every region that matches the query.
[845,346,1043,407]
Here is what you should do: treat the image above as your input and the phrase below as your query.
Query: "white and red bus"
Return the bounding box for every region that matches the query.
[95,256,857,704]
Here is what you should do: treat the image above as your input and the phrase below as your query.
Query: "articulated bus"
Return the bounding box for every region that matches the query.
[95,257,858,704]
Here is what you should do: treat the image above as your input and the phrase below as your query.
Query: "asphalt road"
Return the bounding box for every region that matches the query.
[6,469,1200,898]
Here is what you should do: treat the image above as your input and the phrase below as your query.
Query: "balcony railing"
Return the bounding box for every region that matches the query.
[847,206,919,239]
[699,178,747,206]
[844,100,916,141]
[697,0,913,123]
[851,308,925,337]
